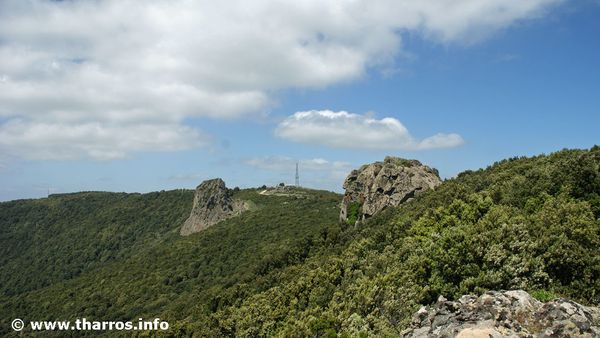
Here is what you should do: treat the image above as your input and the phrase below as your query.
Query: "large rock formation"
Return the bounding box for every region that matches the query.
[340,157,441,224]
[405,290,600,337]
[180,178,248,236]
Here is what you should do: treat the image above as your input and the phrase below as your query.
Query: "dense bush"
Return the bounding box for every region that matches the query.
[345,202,362,226]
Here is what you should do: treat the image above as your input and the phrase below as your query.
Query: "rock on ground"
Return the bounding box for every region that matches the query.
[405,290,600,337]
[180,178,248,236]
[340,156,441,224]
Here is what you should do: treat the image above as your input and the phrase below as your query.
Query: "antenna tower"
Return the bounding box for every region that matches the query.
[295,161,300,187]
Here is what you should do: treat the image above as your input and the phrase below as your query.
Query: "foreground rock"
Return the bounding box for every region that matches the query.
[340,157,441,224]
[180,178,248,236]
[405,290,600,337]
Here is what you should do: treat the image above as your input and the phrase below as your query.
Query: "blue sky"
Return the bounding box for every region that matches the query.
[0,0,599,201]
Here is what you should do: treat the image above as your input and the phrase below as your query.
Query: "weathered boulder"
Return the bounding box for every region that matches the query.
[180,178,248,236]
[405,290,600,337]
[340,157,441,224]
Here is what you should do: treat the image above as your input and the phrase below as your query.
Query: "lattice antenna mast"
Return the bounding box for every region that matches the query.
[295,161,300,187]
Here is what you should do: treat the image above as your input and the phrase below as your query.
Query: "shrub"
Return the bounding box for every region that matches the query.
[346,202,362,225]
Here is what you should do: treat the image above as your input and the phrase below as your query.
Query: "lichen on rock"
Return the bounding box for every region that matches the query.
[340,156,441,225]
[405,290,600,337]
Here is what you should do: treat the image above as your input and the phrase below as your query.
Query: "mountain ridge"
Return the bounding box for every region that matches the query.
[1,147,599,336]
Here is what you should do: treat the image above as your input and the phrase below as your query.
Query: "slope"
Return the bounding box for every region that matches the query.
[178,147,600,336]
[0,187,342,336]
[1,147,599,337]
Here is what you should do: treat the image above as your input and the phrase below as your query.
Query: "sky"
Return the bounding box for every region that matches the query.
[0,0,599,201]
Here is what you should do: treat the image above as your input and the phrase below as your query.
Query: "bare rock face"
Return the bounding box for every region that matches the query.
[180,178,247,236]
[340,157,441,224]
[405,290,600,337]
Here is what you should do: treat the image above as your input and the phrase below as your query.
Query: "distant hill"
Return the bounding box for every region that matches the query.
[1,147,599,337]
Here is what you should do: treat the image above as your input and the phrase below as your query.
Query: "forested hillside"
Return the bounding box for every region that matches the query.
[1,147,599,337]
[0,188,341,336]
[0,190,193,296]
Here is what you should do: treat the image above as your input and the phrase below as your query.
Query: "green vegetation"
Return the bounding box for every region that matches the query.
[384,156,416,167]
[0,190,193,296]
[530,289,559,302]
[345,201,362,226]
[0,188,342,336]
[1,147,599,337]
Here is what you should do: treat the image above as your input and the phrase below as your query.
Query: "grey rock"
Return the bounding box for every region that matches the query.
[412,306,429,326]
[180,178,248,236]
[406,290,600,337]
[340,157,441,224]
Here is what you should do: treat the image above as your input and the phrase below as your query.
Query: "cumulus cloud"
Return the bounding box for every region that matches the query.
[0,0,560,160]
[275,110,464,150]
[0,120,208,160]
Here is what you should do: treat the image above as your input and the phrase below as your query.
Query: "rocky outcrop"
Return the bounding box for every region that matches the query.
[405,290,600,337]
[180,178,248,236]
[340,157,441,224]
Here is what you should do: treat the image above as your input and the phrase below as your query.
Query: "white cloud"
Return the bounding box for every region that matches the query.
[275,110,464,150]
[0,0,560,160]
[0,120,208,160]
